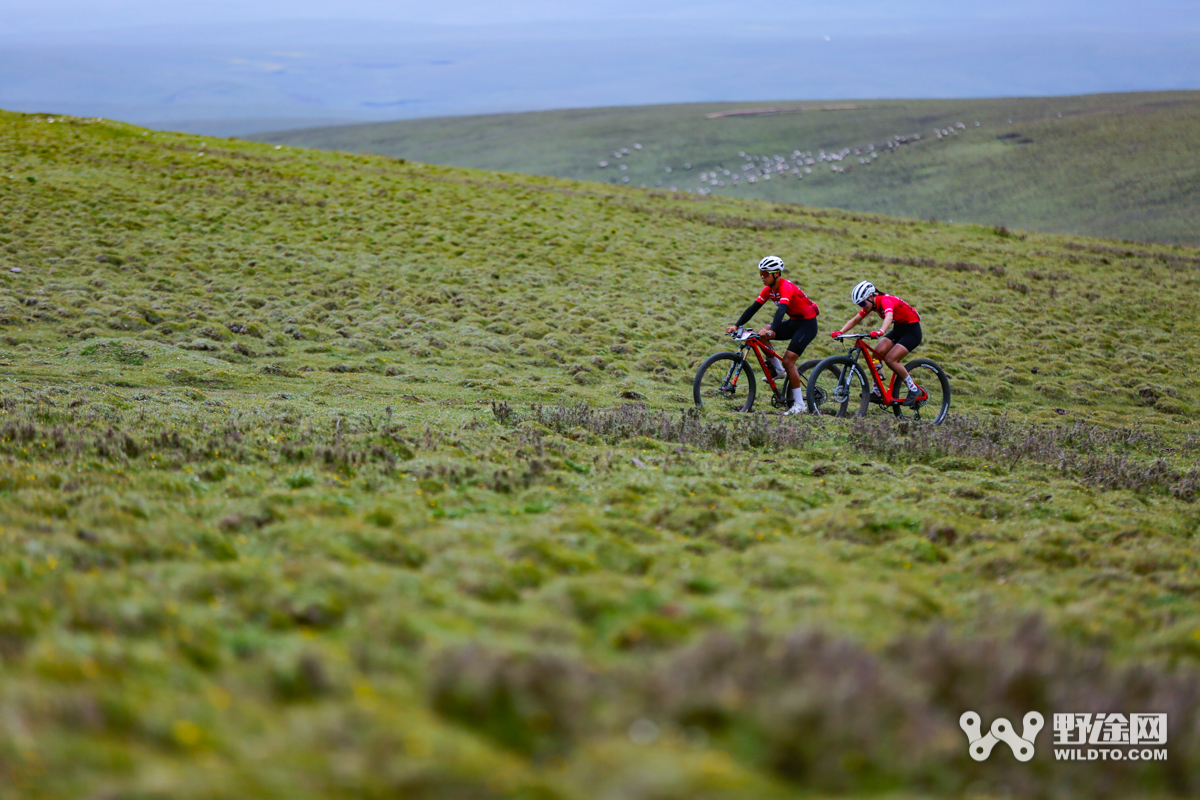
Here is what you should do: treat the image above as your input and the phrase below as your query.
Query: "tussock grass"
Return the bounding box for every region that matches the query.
[849,415,1200,501]
[496,401,815,452]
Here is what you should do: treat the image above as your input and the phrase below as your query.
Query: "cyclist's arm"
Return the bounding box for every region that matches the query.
[839,312,864,333]
[875,311,894,336]
[733,301,764,328]
[769,302,788,331]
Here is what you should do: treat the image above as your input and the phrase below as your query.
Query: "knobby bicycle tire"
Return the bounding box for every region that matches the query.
[893,358,951,425]
[693,352,757,412]
[805,355,867,417]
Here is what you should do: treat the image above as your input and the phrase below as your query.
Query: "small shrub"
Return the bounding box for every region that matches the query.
[285,469,316,489]
[490,400,519,425]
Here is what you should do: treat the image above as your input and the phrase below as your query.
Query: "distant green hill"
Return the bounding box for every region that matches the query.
[3,108,1200,799]
[254,91,1200,246]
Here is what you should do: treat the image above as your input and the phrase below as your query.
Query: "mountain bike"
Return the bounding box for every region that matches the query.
[805,332,950,424]
[693,327,821,413]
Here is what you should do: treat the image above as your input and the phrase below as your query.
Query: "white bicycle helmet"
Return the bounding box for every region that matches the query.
[851,280,876,306]
[758,255,785,273]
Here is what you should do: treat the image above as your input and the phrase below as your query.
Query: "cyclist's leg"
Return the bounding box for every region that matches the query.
[883,342,911,381]
[895,322,922,355]
[763,320,794,377]
[769,318,798,380]
[780,319,817,412]
[869,337,903,396]
[782,318,817,388]
[883,323,922,382]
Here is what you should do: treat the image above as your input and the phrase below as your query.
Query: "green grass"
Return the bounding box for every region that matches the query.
[254,91,1200,246]
[1,107,1200,799]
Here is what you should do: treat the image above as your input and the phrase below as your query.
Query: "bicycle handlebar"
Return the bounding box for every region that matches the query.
[733,327,877,343]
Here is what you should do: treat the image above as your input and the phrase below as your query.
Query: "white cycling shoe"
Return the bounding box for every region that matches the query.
[783,403,806,416]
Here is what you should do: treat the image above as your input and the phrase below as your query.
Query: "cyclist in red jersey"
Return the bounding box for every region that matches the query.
[832,281,924,406]
[725,255,819,414]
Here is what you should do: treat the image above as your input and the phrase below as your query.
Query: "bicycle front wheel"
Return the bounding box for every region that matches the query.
[693,352,757,412]
[806,356,869,417]
[894,358,951,424]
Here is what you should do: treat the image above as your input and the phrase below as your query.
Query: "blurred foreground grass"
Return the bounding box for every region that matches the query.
[1,109,1199,798]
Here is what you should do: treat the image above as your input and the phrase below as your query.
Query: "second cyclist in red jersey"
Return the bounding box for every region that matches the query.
[832,281,925,406]
[725,255,819,414]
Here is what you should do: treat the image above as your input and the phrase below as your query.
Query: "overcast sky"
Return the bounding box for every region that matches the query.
[7,1,1199,34]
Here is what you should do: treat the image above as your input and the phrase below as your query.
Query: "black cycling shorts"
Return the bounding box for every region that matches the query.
[883,321,922,353]
[772,316,818,356]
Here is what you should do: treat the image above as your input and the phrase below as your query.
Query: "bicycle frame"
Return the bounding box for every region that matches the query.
[837,333,902,406]
[730,328,787,393]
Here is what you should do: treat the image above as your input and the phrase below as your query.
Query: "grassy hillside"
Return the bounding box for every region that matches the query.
[255,91,1200,246]
[2,108,1200,799]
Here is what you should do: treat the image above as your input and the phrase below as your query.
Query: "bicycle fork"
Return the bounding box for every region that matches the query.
[836,352,867,405]
[723,353,747,391]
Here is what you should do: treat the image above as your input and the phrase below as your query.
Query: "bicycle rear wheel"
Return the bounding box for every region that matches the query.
[693,352,757,412]
[805,356,868,417]
[893,359,951,424]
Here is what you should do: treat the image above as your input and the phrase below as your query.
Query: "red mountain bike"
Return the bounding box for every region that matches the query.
[693,327,820,413]
[806,332,951,424]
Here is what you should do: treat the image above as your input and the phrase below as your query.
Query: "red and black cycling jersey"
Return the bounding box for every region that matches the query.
[856,294,920,324]
[755,279,819,320]
[735,278,820,331]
